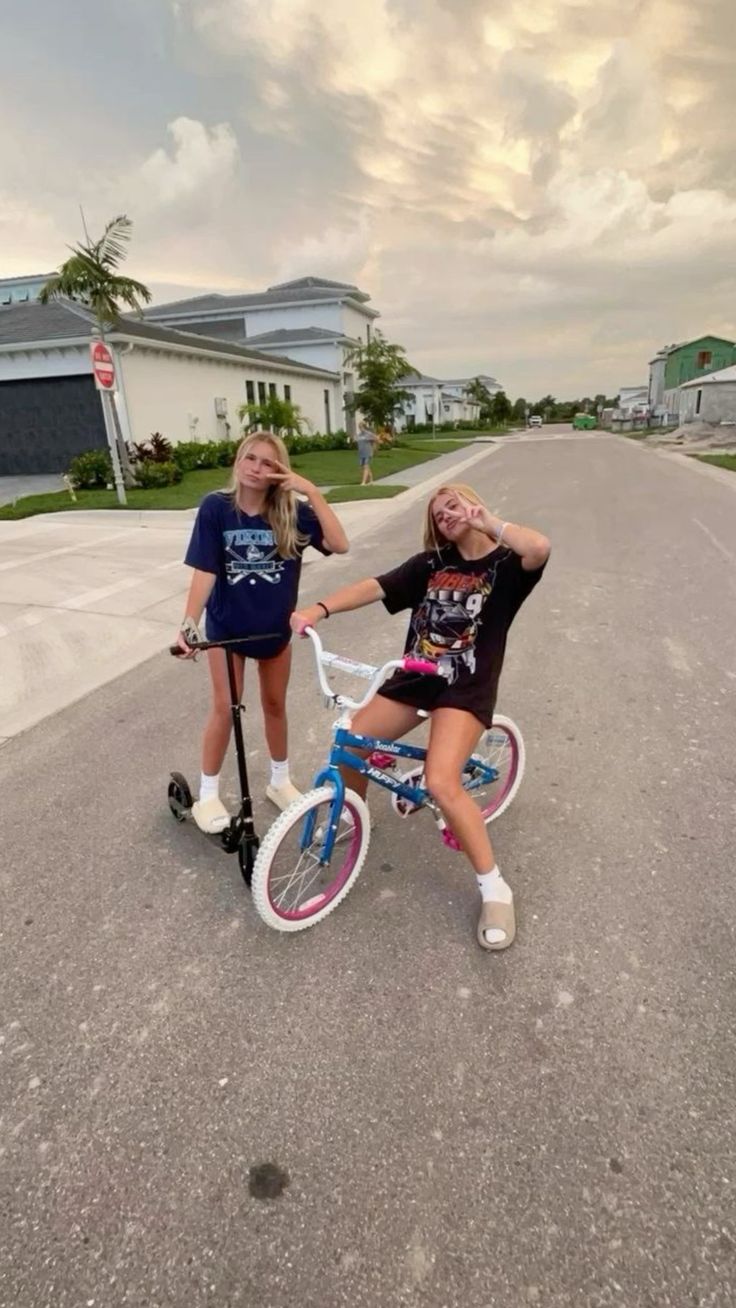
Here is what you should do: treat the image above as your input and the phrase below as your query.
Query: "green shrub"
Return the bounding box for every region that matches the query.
[171,441,204,472]
[67,448,113,489]
[132,432,174,464]
[283,429,350,455]
[135,459,183,489]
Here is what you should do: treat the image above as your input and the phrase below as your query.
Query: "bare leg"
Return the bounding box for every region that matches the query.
[424,708,494,874]
[341,696,423,798]
[202,649,245,775]
[257,645,292,761]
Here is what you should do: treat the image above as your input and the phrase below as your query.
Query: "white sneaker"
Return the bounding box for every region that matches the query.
[266,779,303,811]
[192,796,230,834]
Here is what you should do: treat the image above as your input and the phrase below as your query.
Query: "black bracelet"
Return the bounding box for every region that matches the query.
[317,601,330,619]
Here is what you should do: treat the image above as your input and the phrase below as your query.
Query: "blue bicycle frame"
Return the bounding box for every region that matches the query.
[301,725,500,862]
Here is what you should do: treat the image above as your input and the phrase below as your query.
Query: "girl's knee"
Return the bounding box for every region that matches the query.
[424,764,463,806]
[261,694,286,720]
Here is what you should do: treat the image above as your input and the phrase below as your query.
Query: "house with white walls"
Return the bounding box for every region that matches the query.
[0,299,342,475]
[394,373,501,431]
[0,273,53,305]
[679,364,736,425]
[146,276,380,435]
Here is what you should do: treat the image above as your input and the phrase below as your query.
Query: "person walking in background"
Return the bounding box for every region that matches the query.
[356,419,377,486]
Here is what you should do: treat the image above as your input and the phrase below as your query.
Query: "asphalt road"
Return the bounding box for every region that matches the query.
[2,434,735,1308]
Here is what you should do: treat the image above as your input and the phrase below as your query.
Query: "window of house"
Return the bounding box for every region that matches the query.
[695,389,702,415]
[246,380,255,404]
[324,389,331,433]
[258,381,267,404]
[284,384,291,401]
[697,351,712,369]
[269,382,277,397]
[367,323,372,344]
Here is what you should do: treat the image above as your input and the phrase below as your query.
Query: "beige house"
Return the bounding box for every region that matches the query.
[0,300,341,474]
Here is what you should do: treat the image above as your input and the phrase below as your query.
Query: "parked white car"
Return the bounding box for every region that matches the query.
[529,415,543,428]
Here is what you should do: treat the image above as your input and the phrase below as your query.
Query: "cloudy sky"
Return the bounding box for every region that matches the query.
[3,0,735,396]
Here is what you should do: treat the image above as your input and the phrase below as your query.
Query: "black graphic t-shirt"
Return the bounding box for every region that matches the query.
[185,493,330,658]
[375,543,546,727]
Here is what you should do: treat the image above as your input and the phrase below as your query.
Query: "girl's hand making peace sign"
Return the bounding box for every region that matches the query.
[263,459,316,498]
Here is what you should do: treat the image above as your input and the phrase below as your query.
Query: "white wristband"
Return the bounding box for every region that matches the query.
[496,521,509,546]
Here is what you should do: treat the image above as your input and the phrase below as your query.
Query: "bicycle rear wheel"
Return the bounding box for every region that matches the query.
[467,715,525,824]
[251,786,371,932]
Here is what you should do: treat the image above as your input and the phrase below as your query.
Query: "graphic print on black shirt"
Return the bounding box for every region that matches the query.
[376,544,546,725]
[410,559,498,683]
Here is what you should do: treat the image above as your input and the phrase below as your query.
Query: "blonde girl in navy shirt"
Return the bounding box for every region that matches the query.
[177,430,349,834]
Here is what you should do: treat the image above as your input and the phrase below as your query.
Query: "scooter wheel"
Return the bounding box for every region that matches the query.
[168,772,193,822]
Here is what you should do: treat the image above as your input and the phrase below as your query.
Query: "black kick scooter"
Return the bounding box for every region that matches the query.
[168,626,280,887]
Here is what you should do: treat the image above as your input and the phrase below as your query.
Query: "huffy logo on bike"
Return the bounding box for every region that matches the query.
[223,527,284,586]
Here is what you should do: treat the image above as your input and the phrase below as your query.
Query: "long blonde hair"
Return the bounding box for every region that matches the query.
[423,482,486,551]
[225,430,309,559]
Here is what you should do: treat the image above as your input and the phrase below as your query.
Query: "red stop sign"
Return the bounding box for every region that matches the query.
[90,340,116,391]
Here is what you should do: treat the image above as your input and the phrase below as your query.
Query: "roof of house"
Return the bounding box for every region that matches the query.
[243,326,354,347]
[680,363,736,388]
[268,276,361,293]
[0,298,95,343]
[0,271,54,286]
[0,299,338,378]
[146,276,375,319]
[398,373,441,385]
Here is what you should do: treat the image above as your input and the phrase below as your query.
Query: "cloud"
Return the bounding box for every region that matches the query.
[137,117,239,208]
[2,0,736,394]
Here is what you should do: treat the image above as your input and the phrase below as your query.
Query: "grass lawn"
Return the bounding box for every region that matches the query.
[0,440,469,520]
[325,484,406,503]
[692,453,736,473]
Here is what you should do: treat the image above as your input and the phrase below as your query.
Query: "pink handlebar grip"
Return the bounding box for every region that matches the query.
[402,656,439,676]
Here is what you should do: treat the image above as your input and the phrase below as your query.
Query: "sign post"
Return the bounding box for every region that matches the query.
[90,340,126,506]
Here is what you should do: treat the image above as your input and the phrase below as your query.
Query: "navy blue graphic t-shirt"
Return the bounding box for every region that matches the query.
[185,493,330,658]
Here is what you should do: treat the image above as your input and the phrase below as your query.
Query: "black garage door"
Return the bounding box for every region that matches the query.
[0,374,107,475]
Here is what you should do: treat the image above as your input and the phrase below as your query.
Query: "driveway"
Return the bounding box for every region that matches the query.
[0,474,65,505]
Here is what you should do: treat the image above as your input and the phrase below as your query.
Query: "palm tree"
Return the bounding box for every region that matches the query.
[39,214,151,325]
[40,215,152,492]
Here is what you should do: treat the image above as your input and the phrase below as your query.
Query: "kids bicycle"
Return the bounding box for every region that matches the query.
[250,627,525,932]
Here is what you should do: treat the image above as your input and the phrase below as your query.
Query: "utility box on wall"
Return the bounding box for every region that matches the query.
[214,397,228,418]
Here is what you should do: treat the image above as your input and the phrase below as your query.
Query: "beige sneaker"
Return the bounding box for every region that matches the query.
[266,779,303,811]
[192,796,231,835]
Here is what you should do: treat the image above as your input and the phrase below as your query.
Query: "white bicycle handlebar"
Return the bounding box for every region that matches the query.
[302,625,440,713]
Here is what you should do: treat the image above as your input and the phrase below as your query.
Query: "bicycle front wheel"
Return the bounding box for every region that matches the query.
[251,786,371,932]
[467,715,526,824]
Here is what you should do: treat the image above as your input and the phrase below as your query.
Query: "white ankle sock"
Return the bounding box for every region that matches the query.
[270,758,290,788]
[476,866,512,904]
[477,866,512,946]
[199,771,220,803]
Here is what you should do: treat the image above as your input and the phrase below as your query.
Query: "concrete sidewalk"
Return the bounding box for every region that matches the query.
[0,440,498,741]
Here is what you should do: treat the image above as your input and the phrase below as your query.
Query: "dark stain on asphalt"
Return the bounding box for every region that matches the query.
[249,1162,290,1200]
[609,1157,624,1174]
[380,862,393,872]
